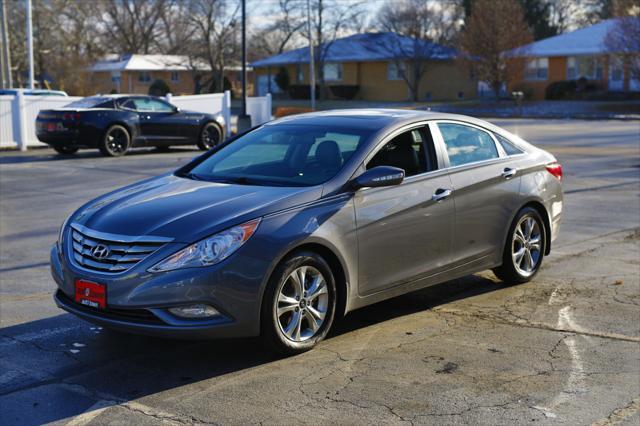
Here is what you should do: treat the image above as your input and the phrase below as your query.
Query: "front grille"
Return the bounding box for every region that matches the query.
[57,290,164,324]
[69,223,172,274]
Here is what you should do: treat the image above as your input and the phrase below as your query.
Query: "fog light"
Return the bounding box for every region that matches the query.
[168,304,220,319]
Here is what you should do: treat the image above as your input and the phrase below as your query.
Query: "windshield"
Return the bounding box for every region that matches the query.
[185,124,373,186]
[64,97,111,108]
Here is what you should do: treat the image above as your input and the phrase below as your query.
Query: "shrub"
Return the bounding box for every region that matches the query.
[329,85,359,100]
[275,67,290,93]
[148,79,171,96]
[288,85,319,99]
[545,80,577,100]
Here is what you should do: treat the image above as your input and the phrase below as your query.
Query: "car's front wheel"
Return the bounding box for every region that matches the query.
[53,145,79,155]
[493,207,546,284]
[99,125,130,157]
[197,122,222,150]
[261,251,337,355]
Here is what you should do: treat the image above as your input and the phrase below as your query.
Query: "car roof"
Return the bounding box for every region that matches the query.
[267,108,489,132]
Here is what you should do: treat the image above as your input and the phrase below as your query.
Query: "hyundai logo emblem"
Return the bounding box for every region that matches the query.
[91,244,110,260]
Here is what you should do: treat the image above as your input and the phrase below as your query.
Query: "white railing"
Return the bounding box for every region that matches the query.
[0,90,275,150]
[246,93,273,127]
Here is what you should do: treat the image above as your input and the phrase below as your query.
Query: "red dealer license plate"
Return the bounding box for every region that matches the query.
[75,279,106,309]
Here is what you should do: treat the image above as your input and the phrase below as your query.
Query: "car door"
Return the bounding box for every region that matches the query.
[432,121,523,267]
[132,97,189,144]
[354,125,454,296]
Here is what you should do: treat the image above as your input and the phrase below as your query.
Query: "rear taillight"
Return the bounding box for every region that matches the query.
[546,162,563,181]
[62,113,81,121]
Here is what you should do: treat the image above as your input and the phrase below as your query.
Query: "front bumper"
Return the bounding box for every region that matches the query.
[50,241,268,339]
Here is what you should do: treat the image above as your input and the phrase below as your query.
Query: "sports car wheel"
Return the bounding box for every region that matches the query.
[100,125,130,157]
[197,122,222,150]
[261,251,336,355]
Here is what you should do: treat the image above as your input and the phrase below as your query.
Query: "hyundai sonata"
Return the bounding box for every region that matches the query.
[51,110,563,354]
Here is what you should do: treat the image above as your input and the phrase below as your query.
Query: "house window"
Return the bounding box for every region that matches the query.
[296,64,304,83]
[387,62,405,80]
[567,56,603,80]
[323,63,342,81]
[138,72,151,83]
[170,71,179,82]
[524,57,548,81]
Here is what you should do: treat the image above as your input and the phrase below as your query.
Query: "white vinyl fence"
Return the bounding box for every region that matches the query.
[0,90,273,150]
[246,93,273,127]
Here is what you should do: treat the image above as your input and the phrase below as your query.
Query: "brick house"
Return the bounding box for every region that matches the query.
[506,19,640,100]
[250,32,477,102]
[88,54,253,96]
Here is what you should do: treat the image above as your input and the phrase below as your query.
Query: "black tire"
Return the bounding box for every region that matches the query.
[99,125,131,157]
[493,207,546,284]
[53,145,79,155]
[197,122,222,151]
[261,251,337,355]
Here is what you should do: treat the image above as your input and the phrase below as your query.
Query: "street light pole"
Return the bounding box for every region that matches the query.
[26,0,34,89]
[237,0,252,133]
[306,0,315,110]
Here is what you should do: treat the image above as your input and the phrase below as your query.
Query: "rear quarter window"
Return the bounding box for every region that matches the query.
[495,133,524,155]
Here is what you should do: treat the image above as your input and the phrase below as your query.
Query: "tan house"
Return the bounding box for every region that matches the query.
[88,54,209,95]
[250,32,477,102]
[88,54,254,96]
[506,19,640,100]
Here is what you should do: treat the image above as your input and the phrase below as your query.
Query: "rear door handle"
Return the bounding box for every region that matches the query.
[502,167,517,179]
[432,188,452,202]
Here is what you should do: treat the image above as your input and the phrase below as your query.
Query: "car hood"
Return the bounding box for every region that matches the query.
[71,174,321,243]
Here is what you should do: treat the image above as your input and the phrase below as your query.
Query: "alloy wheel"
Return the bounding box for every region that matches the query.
[275,265,329,342]
[106,128,128,154]
[201,124,220,149]
[512,215,542,277]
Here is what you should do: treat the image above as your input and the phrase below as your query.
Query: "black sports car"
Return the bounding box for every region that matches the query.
[36,95,225,157]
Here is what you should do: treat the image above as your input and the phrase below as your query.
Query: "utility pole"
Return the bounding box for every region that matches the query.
[0,0,11,88]
[306,0,315,110]
[26,0,34,89]
[237,0,251,133]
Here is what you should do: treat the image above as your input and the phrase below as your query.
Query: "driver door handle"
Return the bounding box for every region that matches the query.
[502,167,517,179]
[432,188,452,202]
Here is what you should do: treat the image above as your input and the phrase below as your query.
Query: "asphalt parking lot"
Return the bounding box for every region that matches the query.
[1,118,639,425]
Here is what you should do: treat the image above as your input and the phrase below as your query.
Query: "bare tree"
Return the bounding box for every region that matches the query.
[250,0,306,58]
[377,0,462,101]
[460,0,533,100]
[158,0,198,54]
[187,0,240,93]
[306,0,365,99]
[100,0,167,54]
[605,16,640,81]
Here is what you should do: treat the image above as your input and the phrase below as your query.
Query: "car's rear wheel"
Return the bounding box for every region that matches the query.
[261,251,336,355]
[99,125,130,157]
[493,207,546,284]
[53,145,79,155]
[197,122,222,150]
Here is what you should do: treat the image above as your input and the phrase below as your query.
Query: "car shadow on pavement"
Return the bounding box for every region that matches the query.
[0,273,501,425]
[0,147,201,165]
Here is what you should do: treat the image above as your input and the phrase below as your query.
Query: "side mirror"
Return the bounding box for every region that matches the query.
[353,166,405,189]
[173,106,181,113]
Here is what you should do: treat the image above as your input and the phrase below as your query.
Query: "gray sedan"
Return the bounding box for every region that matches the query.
[51,109,563,354]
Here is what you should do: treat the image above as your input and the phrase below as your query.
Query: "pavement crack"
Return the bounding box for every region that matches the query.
[431,309,640,343]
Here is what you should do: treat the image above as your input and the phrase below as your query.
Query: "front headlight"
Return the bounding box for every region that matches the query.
[57,216,71,253]
[148,218,261,273]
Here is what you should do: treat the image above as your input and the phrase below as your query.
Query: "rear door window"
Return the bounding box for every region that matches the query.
[437,123,499,167]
